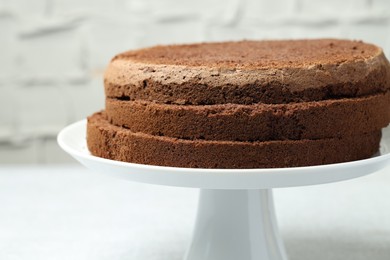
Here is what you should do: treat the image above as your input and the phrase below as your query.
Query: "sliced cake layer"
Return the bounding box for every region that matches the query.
[87,112,381,169]
[105,92,390,141]
[105,39,390,105]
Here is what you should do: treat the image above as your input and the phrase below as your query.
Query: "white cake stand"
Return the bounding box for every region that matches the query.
[58,120,390,260]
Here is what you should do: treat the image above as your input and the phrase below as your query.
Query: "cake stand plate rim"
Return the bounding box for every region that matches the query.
[57,119,390,189]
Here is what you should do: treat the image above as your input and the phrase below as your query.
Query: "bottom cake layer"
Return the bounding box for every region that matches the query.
[87,112,381,169]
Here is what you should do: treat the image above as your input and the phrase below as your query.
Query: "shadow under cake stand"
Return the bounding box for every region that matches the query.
[58,120,390,260]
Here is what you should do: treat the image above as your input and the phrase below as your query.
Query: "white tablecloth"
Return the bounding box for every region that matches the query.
[0,165,389,260]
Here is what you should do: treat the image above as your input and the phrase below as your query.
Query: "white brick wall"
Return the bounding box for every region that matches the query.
[0,0,389,164]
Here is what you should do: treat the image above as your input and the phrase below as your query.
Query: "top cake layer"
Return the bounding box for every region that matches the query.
[105,39,390,104]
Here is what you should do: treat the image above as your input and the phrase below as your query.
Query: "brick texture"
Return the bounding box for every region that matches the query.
[0,0,389,164]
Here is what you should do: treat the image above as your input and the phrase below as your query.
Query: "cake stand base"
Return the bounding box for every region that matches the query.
[185,189,286,260]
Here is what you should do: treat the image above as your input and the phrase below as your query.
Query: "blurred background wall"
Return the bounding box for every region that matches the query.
[0,0,389,164]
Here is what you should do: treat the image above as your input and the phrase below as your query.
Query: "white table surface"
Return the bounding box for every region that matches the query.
[0,165,389,260]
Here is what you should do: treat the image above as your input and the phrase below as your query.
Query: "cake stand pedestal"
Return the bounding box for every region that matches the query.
[185,189,285,260]
[58,120,390,260]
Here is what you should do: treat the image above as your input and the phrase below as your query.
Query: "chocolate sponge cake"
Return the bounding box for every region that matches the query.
[87,39,390,168]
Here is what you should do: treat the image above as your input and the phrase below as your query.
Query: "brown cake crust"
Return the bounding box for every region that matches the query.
[105,39,390,105]
[106,92,390,141]
[87,112,381,169]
